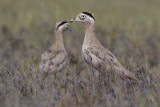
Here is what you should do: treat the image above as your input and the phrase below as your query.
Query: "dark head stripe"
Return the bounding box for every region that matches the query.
[82,12,95,20]
[57,21,67,29]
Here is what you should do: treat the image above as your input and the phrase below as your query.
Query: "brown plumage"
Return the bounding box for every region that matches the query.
[39,21,70,76]
[70,12,138,81]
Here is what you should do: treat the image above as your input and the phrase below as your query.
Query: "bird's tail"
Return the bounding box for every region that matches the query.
[123,69,139,82]
[114,65,139,82]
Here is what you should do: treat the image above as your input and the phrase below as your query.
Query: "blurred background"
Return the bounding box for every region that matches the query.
[0,0,160,107]
[0,0,160,60]
[0,0,160,57]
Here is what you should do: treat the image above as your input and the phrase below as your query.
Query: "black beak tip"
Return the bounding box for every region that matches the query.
[69,18,75,23]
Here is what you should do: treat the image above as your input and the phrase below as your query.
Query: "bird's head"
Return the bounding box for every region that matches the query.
[55,21,71,32]
[69,12,95,25]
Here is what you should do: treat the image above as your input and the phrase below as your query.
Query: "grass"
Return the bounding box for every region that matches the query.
[0,0,160,107]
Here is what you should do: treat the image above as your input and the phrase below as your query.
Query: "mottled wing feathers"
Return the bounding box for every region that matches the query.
[82,45,138,81]
[40,48,67,73]
[82,49,103,69]
[82,46,118,68]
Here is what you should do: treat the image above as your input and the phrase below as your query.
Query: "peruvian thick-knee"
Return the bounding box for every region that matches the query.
[39,21,70,76]
[70,12,138,82]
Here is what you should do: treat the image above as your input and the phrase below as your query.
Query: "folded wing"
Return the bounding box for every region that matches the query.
[40,48,67,73]
[82,46,138,81]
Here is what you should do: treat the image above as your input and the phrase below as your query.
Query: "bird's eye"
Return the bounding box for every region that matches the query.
[82,15,86,18]
[80,15,86,20]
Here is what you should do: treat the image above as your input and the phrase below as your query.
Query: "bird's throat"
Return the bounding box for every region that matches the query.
[54,31,65,50]
[83,23,97,47]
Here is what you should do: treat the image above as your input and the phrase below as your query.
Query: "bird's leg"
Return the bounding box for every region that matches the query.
[66,63,71,78]
[92,69,95,77]
[89,66,95,77]
[89,67,97,95]
[54,72,57,80]
[89,67,94,81]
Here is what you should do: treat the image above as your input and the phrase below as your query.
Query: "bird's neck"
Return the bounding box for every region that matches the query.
[54,31,65,50]
[83,23,97,47]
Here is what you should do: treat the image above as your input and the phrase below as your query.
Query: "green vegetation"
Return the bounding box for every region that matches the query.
[0,0,160,106]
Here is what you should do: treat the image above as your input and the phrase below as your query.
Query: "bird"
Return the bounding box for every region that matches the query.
[39,21,71,78]
[69,12,138,81]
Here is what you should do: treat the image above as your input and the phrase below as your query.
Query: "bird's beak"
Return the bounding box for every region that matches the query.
[69,18,75,23]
